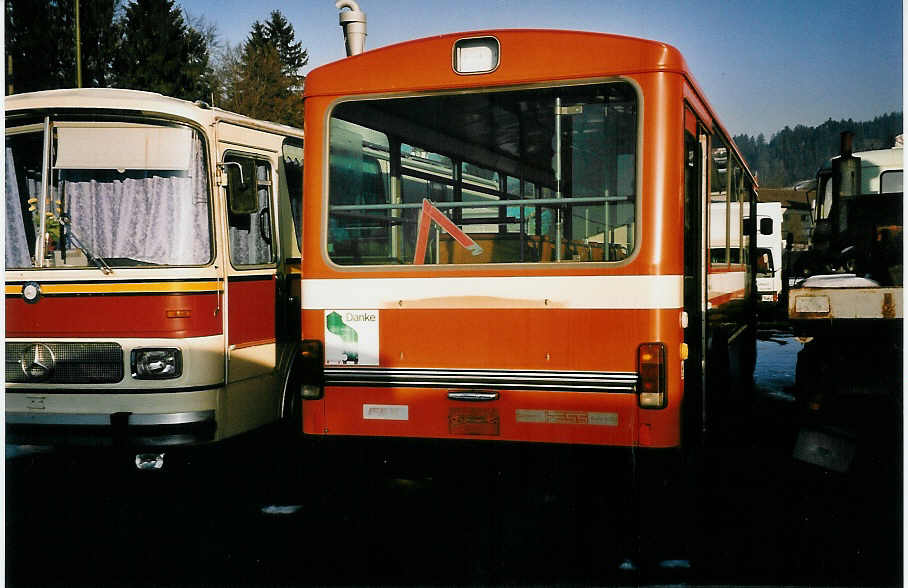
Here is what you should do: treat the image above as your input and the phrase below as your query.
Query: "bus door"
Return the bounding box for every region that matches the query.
[682,108,708,445]
[276,139,303,347]
[218,132,281,437]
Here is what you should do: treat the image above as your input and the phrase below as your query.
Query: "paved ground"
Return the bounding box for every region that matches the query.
[6,328,902,586]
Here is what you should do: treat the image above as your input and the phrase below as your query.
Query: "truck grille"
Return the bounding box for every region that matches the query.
[6,342,124,384]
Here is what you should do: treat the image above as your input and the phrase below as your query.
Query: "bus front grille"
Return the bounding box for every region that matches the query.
[6,342,124,384]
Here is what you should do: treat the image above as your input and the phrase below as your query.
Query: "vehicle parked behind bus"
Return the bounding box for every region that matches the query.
[723,201,783,313]
[751,202,784,307]
[5,88,304,469]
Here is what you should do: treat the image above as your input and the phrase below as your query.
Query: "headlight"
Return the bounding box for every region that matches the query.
[131,348,182,379]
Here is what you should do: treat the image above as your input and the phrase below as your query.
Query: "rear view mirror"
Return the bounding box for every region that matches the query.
[760,217,773,235]
[223,160,258,215]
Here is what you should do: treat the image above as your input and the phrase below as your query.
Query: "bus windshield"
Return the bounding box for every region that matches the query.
[5,122,212,269]
[327,81,637,265]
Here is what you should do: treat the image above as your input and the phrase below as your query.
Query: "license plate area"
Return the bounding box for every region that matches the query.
[449,406,499,436]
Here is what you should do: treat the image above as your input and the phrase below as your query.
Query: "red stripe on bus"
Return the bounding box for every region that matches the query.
[6,293,221,338]
[227,277,276,346]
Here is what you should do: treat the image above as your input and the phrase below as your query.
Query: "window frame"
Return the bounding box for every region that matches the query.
[5,117,216,271]
[321,78,644,270]
[223,149,278,270]
[281,138,304,252]
[879,169,903,194]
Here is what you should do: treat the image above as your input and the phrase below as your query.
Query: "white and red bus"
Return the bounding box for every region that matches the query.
[5,89,304,468]
[294,29,759,453]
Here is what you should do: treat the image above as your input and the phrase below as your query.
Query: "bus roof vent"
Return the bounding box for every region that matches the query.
[336,0,367,56]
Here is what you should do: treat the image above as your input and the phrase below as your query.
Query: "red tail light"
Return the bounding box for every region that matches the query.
[637,343,666,409]
[300,339,325,400]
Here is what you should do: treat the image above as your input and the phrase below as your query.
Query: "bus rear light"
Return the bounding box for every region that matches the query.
[637,343,666,409]
[300,339,325,400]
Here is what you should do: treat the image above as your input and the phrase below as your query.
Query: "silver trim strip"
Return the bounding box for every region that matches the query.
[6,410,215,427]
[447,391,500,401]
[325,367,638,393]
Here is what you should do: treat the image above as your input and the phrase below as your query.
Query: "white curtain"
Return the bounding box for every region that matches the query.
[63,135,211,265]
[5,146,35,268]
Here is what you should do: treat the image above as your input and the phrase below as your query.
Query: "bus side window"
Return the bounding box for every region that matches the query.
[710,135,729,265]
[282,140,303,250]
[880,170,903,194]
[225,153,275,266]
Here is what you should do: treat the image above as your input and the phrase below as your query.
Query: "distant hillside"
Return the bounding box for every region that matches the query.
[733,112,902,188]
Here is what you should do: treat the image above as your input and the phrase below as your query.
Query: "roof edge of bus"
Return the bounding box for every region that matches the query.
[5,87,302,135]
[303,28,763,184]
[6,87,194,109]
[409,28,684,52]
[305,28,688,87]
[678,70,758,188]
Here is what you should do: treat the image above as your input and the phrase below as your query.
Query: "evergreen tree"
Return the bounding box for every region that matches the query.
[733,112,902,187]
[218,10,307,126]
[264,10,307,89]
[80,0,122,88]
[112,0,212,100]
[6,0,75,93]
[245,21,269,51]
[184,10,222,104]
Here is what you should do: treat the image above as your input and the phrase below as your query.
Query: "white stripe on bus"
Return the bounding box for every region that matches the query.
[301,275,683,310]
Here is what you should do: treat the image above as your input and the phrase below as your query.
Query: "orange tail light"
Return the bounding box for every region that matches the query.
[637,343,666,409]
[300,339,325,400]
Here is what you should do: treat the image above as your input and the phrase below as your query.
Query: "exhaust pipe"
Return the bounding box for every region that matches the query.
[833,130,862,200]
[336,0,367,56]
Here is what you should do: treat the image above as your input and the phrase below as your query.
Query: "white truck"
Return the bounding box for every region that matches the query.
[749,202,784,309]
[788,132,902,471]
[708,200,783,314]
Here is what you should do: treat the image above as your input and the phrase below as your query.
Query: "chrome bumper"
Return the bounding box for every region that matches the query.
[6,410,216,447]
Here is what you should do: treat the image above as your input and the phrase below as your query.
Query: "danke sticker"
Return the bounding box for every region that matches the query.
[325,310,379,365]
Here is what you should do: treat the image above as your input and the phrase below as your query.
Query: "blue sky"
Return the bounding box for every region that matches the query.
[178,0,903,138]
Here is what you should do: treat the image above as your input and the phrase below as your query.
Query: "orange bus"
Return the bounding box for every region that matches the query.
[295,29,758,455]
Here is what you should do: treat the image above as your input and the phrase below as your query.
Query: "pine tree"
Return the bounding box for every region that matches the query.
[184,10,222,104]
[733,112,903,187]
[79,0,121,88]
[6,0,75,93]
[265,10,307,89]
[218,10,307,126]
[112,0,212,101]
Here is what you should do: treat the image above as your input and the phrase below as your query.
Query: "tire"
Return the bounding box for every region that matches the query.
[280,359,303,439]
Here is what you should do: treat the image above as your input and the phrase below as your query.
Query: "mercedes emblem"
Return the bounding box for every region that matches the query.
[20,343,56,380]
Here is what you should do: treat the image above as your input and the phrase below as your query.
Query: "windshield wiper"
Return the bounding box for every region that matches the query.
[57,213,112,274]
